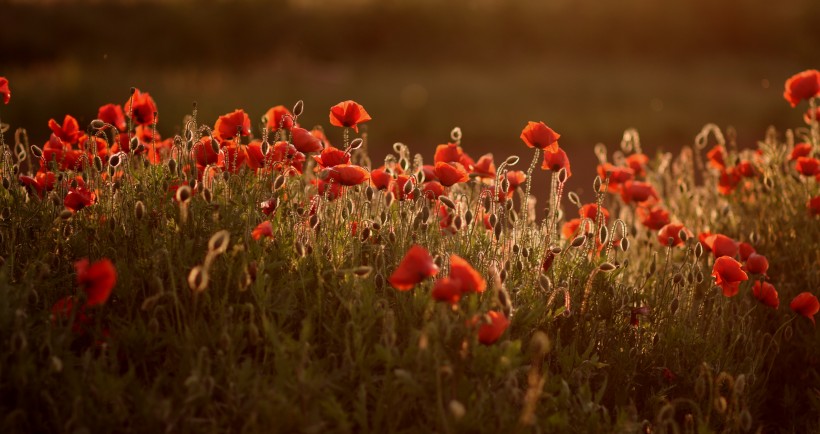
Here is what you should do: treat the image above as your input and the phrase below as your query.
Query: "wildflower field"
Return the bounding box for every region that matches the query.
[0,70,818,433]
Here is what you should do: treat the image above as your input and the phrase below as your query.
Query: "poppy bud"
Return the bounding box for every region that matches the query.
[365,186,374,201]
[135,201,145,220]
[504,155,520,166]
[539,275,552,292]
[90,119,105,130]
[273,175,285,190]
[620,237,630,251]
[568,191,581,207]
[59,209,73,220]
[129,136,139,152]
[599,225,609,245]
[292,100,304,117]
[188,266,209,293]
[176,185,192,203]
[501,177,510,193]
[30,145,43,159]
[208,230,230,255]
[450,127,463,142]
[593,176,603,192]
[571,235,586,248]
[385,191,395,207]
[448,400,465,420]
[168,158,178,174]
[599,262,616,272]
[93,155,103,172]
[1,178,8,190]
[557,167,568,183]
[349,138,363,151]
[494,221,502,240]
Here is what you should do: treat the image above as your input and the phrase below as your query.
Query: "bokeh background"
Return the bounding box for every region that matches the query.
[2,0,818,197]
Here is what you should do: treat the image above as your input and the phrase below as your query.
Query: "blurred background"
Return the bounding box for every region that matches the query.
[2,0,818,197]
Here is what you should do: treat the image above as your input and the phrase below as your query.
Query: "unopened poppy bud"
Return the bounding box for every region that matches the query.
[493,221,502,240]
[59,209,73,220]
[557,167,568,183]
[448,400,465,420]
[295,241,306,257]
[51,356,63,373]
[454,215,463,230]
[501,177,510,193]
[437,195,455,210]
[599,262,616,272]
[504,155,519,166]
[188,266,209,293]
[385,191,395,207]
[135,201,145,220]
[176,185,192,203]
[309,214,320,229]
[292,100,304,117]
[599,226,609,245]
[109,153,122,168]
[30,145,43,159]
[593,176,603,192]
[694,242,703,258]
[620,237,630,251]
[202,188,213,203]
[1,178,9,190]
[90,119,105,130]
[208,230,230,254]
[273,175,285,190]
[571,235,586,248]
[168,158,178,174]
[450,126,463,142]
[349,138,364,150]
[210,138,220,154]
[92,155,103,172]
[678,229,689,242]
[567,192,581,207]
[129,136,139,152]
[365,186,375,201]
[403,178,414,195]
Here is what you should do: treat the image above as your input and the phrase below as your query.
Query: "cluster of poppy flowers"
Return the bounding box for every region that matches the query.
[50,258,117,335]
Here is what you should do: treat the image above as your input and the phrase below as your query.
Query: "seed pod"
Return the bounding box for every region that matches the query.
[292,100,304,117]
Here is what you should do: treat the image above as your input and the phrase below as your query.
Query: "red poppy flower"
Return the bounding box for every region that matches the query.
[323,164,370,186]
[790,143,812,161]
[0,77,9,104]
[745,253,769,275]
[805,107,820,124]
[506,170,527,191]
[434,142,464,165]
[736,161,758,178]
[214,109,251,142]
[147,138,174,165]
[658,223,691,247]
[434,162,469,187]
[472,153,496,178]
[50,296,92,333]
[795,157,820,177]
[737,242,756,261]
[393,174,415,201]
[449,255,486,294]
[270,141,306,174]
[19,170,56,198]
[712,256,748,297]
[431,277,463,305]
[64,186,96,211]
[596,163,634,191]
[718,168,741,195]
[630,306,651,327]
[98,104,127,132]
[561,218,584,239]
[579,203,610,223]
[310,127,331,148]
[291,126,323,153]
[625,153,649,177]
[783,69,820,107]
[752,281,779,309]
[329,100,371,133]
[706,234,738,258]
[810,196,820,216]
[313,145,350,169]
[125,88,158,126]
[388,245,439,290]
[217,140,248,173]
[636,205,670,230]
[421,165,437,182]
[48,115,82,144]
[370,166,393,190]
[78,133,110,161]
[421,181,445,199]
[520,121,560,151]
[315,179,343,200]
[706,145,727,170]
[790,292,819,325]
[264,105,294,130]
[252,221,274,240]
[472,311,510,345]
[620,181,658,204]
[75,258,117,307]
[191,136,220,167]
[542,147,572,178]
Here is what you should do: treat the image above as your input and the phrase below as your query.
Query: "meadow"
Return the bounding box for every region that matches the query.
[0,70,818,433]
